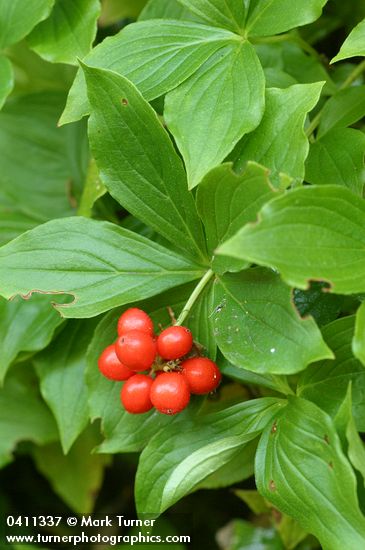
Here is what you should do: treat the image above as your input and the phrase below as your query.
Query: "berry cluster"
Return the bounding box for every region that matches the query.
[98,308,222,415]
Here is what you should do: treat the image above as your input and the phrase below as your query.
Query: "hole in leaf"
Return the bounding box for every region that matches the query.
[292,281,344,326]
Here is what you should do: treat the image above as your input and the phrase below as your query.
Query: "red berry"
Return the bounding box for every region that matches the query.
[150,372,190,415]
[117,308,154,337]
[121,374,153,414]
[98,344,134,381]
[115,330,157,371]
[181,357,221,394]
[156,326,193,360]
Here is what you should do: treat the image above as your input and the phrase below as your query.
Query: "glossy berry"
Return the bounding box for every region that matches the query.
[156,326,193,360]
[98,344,134,381]
[117,308,154,337]
[150,372,190,415]
[181,357,221,394]
[115,330,157,371]
[121,374,153,414]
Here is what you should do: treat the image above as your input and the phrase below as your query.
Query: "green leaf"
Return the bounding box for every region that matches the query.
[158,433,257,501]
[135,397,284,517]
[298,316,365,431]
[33,425,108,513]
[27,0,100,65]
[34,319,99,453]
[83,65,207,262]
[245,0,328,37]
[0,195,41,246]
[277,42,336,96]
[233,83,323,188]
[164,41,265,189]
[234,489,270,514]
[334,385,365,485]
[6,41,76,94]
[0,363,57,468]
[353,302,365,367]
[213,269,332,375]
[305,128,365,196]
[235,487,310,549]
[318,86,365,137]
[0,92,87,222]
[274,515,309,550]
[0,217,204,318]
[0,54,13,109]
[0,295,64,384]
[85,288,193,453]
[332,18,365,62]
[195,438,257,490]
[218,185,365,295]
[263,67,297,89]
[177,0,246,33]
[0,0,54,49]
[60,20,238,125]
[255,396,365,550]
[140,0,197,21]
[217,520,284,550]
[197,162,277,257]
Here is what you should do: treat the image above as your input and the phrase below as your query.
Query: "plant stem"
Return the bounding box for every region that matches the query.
[340,58,365,89]
[77,158,106,218]
[305,59,365,139]
[305,111,322,138]
[175,269,214,326]
[251,33,292,45]
[252,32,320,59]
[271,375,295,396]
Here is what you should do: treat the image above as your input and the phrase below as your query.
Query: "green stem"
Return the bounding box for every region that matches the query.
[291,34,321,60]
[305,111,322,138]
[340,58,365,89]
[175,269,214,326]
[77,158,106,218]
[306,59,365,139]
[271,375,295,396]
[251,33,292,45]
[252,32,320,59]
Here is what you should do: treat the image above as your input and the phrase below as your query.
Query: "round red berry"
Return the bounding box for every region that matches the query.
[98,344,134,381]
[117,308,154,337]
[181,357,221,394]
[115,330,157,371]
[156,326,193,360]
[150,372,190,415]
[121,374,153,414]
